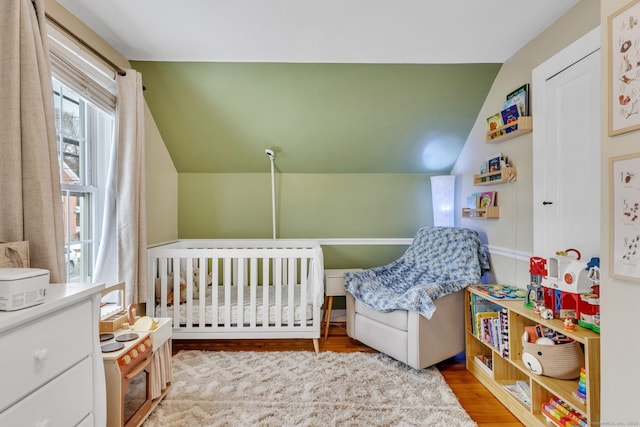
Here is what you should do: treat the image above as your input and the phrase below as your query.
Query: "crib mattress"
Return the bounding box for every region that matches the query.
[156,284,314,326]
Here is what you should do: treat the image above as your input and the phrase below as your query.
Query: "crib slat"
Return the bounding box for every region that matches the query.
[211,258,219,329]
[185,261,193,329]
[262,257,269,328]
[288,257,295,328]
[172,258,181,327]
[275,257,282,327]
[250,258,258,328]
[237,257,245,328]
[157,258,164,318]
[198,257,206,329]
[301,257,308,327]
[148,257,157,317]
[224,257,231,327]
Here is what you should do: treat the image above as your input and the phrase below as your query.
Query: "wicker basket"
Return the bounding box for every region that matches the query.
[522,340,584,379]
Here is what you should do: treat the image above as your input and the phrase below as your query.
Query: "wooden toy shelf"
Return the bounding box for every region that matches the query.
[474,166,517,186]
[462,206,499,219]
[487,116,532,143]
[465,287,600,427]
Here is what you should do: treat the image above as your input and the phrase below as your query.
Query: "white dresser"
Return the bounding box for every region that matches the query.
[0,283,106,427]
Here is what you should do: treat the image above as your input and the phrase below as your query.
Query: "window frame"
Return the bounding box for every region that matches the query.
[48,23,116,283]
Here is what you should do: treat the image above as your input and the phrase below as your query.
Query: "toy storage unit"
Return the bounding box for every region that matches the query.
[465,286,600,426]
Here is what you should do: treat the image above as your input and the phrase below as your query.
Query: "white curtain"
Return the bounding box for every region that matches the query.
[94,70,147,305]
[0,0,65,281]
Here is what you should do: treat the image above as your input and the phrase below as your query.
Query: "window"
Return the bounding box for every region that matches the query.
[48,22,116,283]
[52,78,114,283]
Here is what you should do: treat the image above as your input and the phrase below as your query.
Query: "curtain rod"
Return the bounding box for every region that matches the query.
[45,13,127,77]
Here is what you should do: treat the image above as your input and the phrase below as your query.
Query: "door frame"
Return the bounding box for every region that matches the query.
[532,26,601,255]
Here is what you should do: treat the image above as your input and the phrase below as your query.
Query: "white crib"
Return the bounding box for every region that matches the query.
[147,239,324,352]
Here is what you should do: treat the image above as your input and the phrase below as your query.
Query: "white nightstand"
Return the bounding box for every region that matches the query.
[323,268,362,340]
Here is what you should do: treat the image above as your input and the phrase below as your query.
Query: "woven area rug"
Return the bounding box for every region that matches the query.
[143,350,476,427]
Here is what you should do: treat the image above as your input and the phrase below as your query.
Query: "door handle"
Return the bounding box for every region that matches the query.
[542,201,553,205]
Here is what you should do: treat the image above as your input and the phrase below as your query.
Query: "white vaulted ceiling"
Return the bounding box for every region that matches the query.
[57,0,579,64]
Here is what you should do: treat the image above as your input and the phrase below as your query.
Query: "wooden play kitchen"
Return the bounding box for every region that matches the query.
[100,283,172,427]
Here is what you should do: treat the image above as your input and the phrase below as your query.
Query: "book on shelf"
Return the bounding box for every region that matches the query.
[500,105,520,133]
[478,191,496,209]
[468,284,526,300]
[477,311,499,344]
[502,381,531,407]
[473,354,493,377]
[499,308,509,357]
[504,83,529,116]
[486,113,504,139]
[486,153,502,173]
[466,193,480,209]
[469,294,503,336]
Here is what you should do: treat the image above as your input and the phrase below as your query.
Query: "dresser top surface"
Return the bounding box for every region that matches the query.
[0,282,104,333]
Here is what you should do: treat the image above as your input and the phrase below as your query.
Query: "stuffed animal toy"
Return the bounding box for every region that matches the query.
[166,284,186,306]
[155,271,186,304]
[155,268,214,304]
[191,268,214,299]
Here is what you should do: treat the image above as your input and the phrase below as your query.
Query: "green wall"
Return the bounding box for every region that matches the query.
[179,172,432,267]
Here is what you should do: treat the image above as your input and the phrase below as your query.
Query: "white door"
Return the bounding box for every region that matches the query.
[533,27,601,261]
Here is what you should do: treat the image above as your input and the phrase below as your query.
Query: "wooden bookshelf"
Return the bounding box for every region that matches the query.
[473,166,517,186]
[462,206,499,219]
[465,287,600,426]
[486,116,532,143]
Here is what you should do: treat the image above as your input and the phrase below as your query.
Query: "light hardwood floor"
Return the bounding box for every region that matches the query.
[172,323,523,426]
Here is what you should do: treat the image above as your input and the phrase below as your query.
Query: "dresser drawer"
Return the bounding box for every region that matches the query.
[0,300,93,409]
[0,357,93,426]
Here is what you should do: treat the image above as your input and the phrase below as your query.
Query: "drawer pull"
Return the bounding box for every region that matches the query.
[36,419,51,427]
[34,348,50,361]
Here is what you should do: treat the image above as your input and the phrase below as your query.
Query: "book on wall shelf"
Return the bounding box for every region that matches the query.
[486,113,504,140]
[504,83,529,117]
[478,191,496,209]
[466,193,480,209]
[500,105,520,133]
[486,153,502,174]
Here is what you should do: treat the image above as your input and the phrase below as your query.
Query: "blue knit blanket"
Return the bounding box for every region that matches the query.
[344,227,490,319]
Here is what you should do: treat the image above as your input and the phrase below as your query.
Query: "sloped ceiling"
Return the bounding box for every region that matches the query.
[57,0,579,173]
[131,61,500,173]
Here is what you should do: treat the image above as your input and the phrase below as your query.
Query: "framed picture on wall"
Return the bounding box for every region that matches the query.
[610,153,640,282]
[608,0,640,136]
